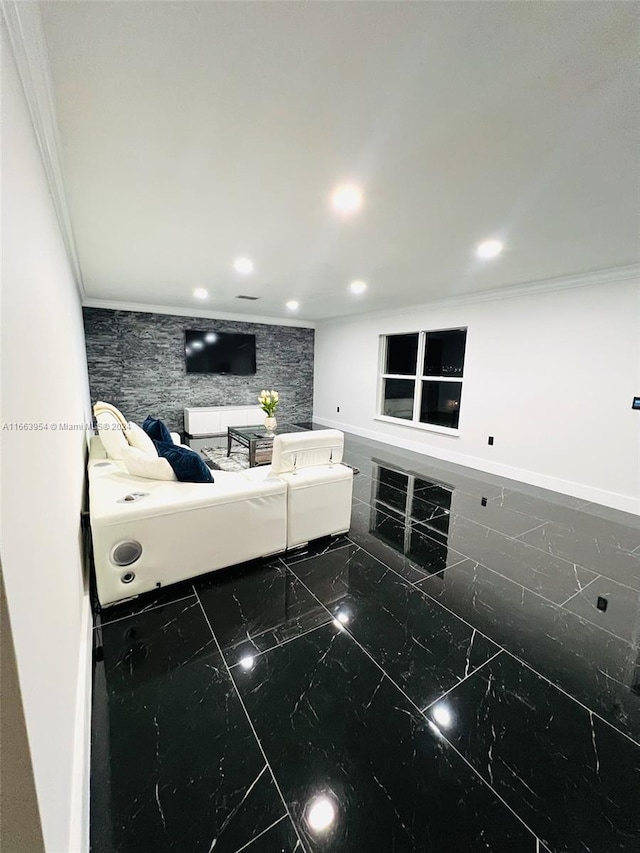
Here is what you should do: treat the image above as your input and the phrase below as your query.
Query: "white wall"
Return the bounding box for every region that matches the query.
[1,24,92,853]
[314,278,640,513]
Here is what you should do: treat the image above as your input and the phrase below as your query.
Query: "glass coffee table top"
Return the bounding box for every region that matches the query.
[228,423,308,440]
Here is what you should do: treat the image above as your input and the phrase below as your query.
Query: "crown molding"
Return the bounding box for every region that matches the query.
[82,298,317,329]
[321,263,640,325]
[2,0,85,298]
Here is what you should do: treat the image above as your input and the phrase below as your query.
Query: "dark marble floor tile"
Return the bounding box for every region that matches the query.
[446,514,598,604]
[281,535,352,566]
[91,599,290,853]
[417,560,640,743]
[562,576,640,644]
[519,522,640,590]
[230,623,537,852]
[411,469,505,500]
[347,500,466,583]
[449,490,545,538]
[95,581,197,628]
[197,560,331,668]
[488,487,603,522]
[433,651,640,852]
[289,544,500,711]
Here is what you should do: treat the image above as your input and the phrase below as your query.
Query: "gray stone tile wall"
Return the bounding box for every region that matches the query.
[83,308,314,432]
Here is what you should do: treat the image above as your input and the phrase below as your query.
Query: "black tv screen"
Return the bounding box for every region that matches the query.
[185,331,256,375]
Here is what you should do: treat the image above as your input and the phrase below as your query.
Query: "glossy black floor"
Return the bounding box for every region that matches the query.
[90,430,640,853]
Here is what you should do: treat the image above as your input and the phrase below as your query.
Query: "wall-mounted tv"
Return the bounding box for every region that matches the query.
[185,331,257,375]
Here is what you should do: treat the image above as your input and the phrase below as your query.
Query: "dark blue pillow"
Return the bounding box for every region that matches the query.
[154,441,214,483]
[142,416,172,444]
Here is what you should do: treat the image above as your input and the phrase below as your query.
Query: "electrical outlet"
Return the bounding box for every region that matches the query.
[481,497,488,507]
[597,596,608,612]
[337,406,340,413]
[488,436,494,446]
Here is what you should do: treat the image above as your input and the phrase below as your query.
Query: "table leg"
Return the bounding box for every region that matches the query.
[249,442,255,467]
[227,430,232,457]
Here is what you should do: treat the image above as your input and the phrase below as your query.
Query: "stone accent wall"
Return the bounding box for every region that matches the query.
[83,308,315,432]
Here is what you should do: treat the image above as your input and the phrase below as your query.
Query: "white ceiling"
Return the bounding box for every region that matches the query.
[40,1,638,321]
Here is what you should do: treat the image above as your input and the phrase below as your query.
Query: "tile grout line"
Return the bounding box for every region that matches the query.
[420,560,635,646]
[287,565,442,720]
[228,618,334,670]
[356,481,560,545]
[231,813,287,853]
[282,539,355,566]
[422,721,543,849]
[94,592,196,629]
[559,575,602,607]
[420,649,505,715]
[287,566,544,849]
[354,533,634,646]
[365,491,636,589]
[352,500,605,598]
[513,521,548,539]
[411,572,640,750]
[192,586,310,853]
[343,538,640,749]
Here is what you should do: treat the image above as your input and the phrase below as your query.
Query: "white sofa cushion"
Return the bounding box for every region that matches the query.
[127,421,158,457]
[94,405,129,460]
[270,429,344,474]
[121,444,176,481]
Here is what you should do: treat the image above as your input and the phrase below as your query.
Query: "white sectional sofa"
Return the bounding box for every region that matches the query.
[88,426,353,607]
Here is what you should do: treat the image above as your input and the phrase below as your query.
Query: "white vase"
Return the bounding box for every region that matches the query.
[264,416,277,434]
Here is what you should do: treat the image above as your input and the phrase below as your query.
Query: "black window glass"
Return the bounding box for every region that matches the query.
[423,330,466,377]
[382,379,415,420]
[385,334,419,375]
[419,381,462,429]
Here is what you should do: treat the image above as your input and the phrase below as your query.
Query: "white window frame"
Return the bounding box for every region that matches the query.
[376,327,466,436]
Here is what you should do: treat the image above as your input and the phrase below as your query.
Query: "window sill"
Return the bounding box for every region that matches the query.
[374,415,460,437]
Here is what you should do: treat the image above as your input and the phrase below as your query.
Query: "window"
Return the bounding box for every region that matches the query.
[379,328,467,431]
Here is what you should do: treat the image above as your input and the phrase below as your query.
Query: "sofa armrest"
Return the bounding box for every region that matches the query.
[170,431,182,446]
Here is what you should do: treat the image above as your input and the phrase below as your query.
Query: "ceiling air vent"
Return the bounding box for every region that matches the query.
[236,295,260,301]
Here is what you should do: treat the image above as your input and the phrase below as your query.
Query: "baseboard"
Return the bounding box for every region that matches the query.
[67,591,92,853]
[317,417,639,515]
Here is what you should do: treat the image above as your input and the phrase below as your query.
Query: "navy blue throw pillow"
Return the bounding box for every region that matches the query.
[155,441,214,483]
[142,416,172,444]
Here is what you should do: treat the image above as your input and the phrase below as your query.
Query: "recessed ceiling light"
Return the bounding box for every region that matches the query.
[476,239,504,259]
[193,288,208,299]
[349,280,367,295]
[233,257,254,275]
[286,300,299,311]
[331,183,363,216]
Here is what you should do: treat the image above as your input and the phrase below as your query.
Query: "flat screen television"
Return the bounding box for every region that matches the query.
[185,331,256,375]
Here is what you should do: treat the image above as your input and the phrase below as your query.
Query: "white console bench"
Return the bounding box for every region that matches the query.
[184,405,264,438]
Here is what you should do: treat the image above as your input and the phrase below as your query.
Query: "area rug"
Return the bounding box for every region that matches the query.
[201,447,250,471]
